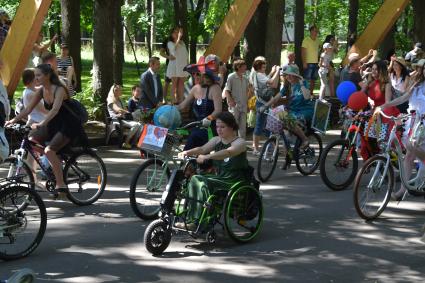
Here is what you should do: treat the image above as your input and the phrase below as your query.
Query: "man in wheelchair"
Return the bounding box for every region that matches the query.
[177,111,255,230]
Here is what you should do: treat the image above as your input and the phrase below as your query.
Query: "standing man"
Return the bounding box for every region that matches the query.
[139,56,163,110]
[223,59,249,138]
[301,25,320,95]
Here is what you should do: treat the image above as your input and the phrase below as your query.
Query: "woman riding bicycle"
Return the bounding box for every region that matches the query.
[260,65,314,149]
[6,63,87,198]
[375,59,425,200]
[177,62,222,150]
[177,112,250,230]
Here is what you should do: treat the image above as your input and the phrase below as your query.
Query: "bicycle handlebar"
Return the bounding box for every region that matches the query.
[178,121,203,130]
[375,110,411,121]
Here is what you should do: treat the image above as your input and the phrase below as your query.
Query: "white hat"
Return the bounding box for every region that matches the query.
[323,42,332,49]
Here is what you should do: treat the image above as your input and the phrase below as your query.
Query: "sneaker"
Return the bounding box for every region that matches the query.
[121,142,132,149]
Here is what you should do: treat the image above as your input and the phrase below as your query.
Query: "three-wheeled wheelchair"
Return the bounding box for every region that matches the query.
[143,158,263,255]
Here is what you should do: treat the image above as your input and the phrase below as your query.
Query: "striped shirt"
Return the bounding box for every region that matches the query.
[57,55,75,95]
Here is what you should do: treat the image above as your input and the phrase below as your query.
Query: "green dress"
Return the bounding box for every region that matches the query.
[186,138,249,222]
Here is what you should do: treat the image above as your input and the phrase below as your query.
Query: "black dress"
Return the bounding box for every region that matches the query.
[40,86,87,146]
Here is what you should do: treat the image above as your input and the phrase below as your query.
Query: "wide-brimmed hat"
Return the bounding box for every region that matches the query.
[282,65,303,79]
[393,57,407,68]
[183,56,220,82]
[204,54,221,71]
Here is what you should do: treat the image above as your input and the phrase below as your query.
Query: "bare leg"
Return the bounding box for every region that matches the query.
[309,80,315,96]
[329,69,335,97]
[396,147,415,196]
[292,125,308,145]
[163,80,170,101]
[253,134,261,152]
[171,77,178,104]
[45,147,66,188]
[176,77,185,103]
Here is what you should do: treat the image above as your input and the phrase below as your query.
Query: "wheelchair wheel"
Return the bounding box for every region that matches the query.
[224,186,263,243]
[144,219,171,255]
[294,132,323,175]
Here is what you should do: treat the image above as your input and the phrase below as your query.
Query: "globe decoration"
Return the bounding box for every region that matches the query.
[153,105,181,130]
[348,91,368,111]
[336,81,357,105]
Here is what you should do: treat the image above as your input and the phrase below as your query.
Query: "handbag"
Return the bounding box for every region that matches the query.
[254,74,274,103]
[248,96,257,111]
[247,110,256,128]
[364,114,388,141]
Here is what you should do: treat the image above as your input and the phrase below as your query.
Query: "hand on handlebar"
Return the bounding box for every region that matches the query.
[258,105,267,113]
[178,151,188,159]
[202,117,211,127]
[196,154,209,164]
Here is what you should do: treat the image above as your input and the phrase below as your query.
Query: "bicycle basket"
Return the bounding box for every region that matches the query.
[137,124,179,156]
[265,106,285,133]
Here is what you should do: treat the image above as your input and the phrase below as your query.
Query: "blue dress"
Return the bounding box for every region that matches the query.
[280,81,314,123]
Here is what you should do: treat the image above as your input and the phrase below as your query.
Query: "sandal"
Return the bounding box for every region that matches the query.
[52,187,68,200]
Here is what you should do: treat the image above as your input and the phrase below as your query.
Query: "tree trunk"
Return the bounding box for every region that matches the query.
[265,0,285,69]
[294,0,305,70]
[146,0,152,58]
[412,0,425,45]
[244,0,268,68]
[347,0,359,52]
[189,0,204,63]
[380,25,396,61]
[113,0,124,85]
[173,0,189,47]
[60,0,82,92]
[150,0,155,53]
[93,0,114,106]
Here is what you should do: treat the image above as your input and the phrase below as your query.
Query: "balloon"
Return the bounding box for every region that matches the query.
[336,81,357,105]
[153,105,182,130]
[348,91,368,111]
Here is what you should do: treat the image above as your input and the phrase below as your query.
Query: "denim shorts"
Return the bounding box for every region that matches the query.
[304,63,319,80]
[254,101,270,137]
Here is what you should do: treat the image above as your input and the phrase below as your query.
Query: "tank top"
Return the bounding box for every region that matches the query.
[213,138,248,178]
[192,86,215,120]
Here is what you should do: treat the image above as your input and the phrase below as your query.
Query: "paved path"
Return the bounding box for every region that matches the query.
[1,145,424,283]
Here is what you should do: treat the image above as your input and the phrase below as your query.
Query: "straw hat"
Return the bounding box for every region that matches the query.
[393,57,407,68]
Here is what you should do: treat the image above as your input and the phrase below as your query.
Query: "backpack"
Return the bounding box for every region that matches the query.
[64,98,89,124]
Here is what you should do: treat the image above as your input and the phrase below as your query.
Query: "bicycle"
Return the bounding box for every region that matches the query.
[257,109,323,182]
[129,121,212,220]
[353,111,423,220]
[319,110,381,191]
[2,124,107,206]
[144,157,262,255]
[0,179,47,261]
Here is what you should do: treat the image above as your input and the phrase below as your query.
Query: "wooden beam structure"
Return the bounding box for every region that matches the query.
[0,0,52,97]
[205,0,261,62]
[344,0,410,64]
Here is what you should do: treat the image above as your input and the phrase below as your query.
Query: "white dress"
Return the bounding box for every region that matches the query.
[403,82,425,145]
[166,41,189,78]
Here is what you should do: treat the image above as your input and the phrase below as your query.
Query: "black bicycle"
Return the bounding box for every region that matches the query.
[1,124,107,206]
[0,179,47,261]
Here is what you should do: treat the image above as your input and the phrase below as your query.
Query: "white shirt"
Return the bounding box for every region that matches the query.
[149,68,158,98]
[23,87,46,123]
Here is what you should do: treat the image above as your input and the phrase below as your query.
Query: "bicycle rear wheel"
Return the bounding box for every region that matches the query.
[353,155,394,220]
[129,158,170,220]
[64,149,107,206]
[319,139,358,191]
[257,136,279,182]
[295,132,323,175]
[0,185,47,260]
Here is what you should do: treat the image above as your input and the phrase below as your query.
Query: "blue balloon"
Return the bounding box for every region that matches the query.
[153,105,182,130]
[336,81,357,105]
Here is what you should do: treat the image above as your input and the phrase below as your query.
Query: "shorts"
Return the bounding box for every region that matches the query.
[304,63,319,80]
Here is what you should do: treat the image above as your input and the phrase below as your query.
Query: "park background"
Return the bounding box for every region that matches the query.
[1,0,425,121]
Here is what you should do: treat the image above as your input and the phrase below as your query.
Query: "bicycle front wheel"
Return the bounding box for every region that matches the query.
[64,150,107,206]
[0,157,34,189]
[0,185,47,260]
[129,158,170,220]
[257,136,279,182]
[353,155,394,220]
[320,139,358,191]
[295,132,323,175]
